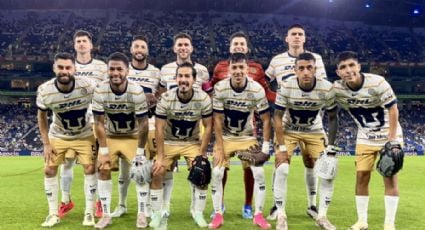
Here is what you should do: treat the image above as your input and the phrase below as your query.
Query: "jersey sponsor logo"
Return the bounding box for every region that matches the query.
[128,77,153,83]
[226,100,248,107]
[108,104,130,110]
[58,99,84,109]
[293,101,319,107]
[347,98,371,105]
[75,72,95,77]
[174,111,195,116]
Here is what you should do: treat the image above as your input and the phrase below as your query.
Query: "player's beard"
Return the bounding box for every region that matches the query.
[56,73,74,85]
[132,53,147,63]
[178,82,190,93]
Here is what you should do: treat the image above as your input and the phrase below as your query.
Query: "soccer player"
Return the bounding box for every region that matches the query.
[158,32,211,217]
[92,52,149,229]
[210,31,275,219]
[37,52,97,227]
[109,35,160,226]
[273,53,338,230]
[149,62,213,228]
[330,51,403,230]
[266,23,327,220]
[209,53,271,229]
[59,30,108,219]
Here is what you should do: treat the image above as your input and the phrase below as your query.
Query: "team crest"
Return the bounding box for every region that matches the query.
[318,92,326,99]
[247,93,254,100]
[249,67,257,74]
[195,102,202,108]
[80,88,88,95]
[368,88,377,96]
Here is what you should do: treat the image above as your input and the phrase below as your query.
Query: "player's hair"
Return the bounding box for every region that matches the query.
[229,52,248,64]
[287,23,305,32]
[54,52,75,64]
[173,32,192,45]
[229,31,249,43]
[295,52,316,64]
[132,35,149,45]
[73,30,93,42]
[176,62,197,79]
[335,51,359,65]
[107,52,129,67]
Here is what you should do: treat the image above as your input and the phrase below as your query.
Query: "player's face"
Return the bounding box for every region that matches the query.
[131,40,149,62]
[295,59,316,85]
[173,38,193,60]
[229,60,248,85]
[336,59,362,85]
[285,27,305,49]
[53,59,75,85]
[176,66,195,93]
[74,35,93,54]
[230,37,248,54]
[108,60,129,86]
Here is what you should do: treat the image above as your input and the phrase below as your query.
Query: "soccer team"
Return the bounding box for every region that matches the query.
[36,24,404,230]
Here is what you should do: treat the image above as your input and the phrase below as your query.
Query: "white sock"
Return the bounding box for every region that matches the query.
[384,195,399,225]
[84,174,97,214]
[274,163,289,216]
[251,166,266,215]
[136,183,150,214]
[194,186,207,213]
[305,167,317,208]
[45,176,59,215]
[318,179,334,218]
[190,183,196,214]
[98,180,112,216]
[162,171,174,212]
[211,166,225,214]
[150,189,163,213]
[118,159,130,208]
[60,160,74,203]
[356,195,369,223]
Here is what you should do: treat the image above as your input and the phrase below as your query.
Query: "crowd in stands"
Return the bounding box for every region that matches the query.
[1,9,425,68]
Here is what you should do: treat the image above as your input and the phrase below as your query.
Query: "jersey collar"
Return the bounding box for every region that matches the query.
[54,78,75,94]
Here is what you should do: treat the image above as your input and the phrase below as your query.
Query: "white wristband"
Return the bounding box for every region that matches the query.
[136,147,145,156]
[262,141,270,153]
[278,145,287,152]
[99,147,109,156]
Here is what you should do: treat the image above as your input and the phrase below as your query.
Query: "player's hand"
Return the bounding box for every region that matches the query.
[98,154,111,170]
[43,144,57,164]
[213,147,225,167]
[153,157,165,176]
[145,93,158,109]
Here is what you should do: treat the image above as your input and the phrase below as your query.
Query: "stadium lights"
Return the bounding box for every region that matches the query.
[413,9,420,15]
[365,3,371,8]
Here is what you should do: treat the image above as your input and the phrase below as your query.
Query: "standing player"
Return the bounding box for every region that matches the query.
[273,53,338,230]
[37,52,97,227]
[92,52,149,229]
[158,32,211,217]
[109,35,160,226]
[330,51,403,230]
[209,53,271,229]
[58,30,108,219]
[149,62,213,229]
[266,24,327,220]
[210,31,275,219]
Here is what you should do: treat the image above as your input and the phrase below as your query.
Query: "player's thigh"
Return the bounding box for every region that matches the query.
[163,144,186,171]
[107,136,138,171]
[218,138,258,168]
[301,133,326,159]
[48,138,73,166]
[283,133,302,158]
[355,144,382,171]
[179,143,202,170]
[73,135,96,165]
[145,130,157,160]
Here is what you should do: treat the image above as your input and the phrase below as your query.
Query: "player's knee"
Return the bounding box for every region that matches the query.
[83,164,95,175]
[275,163,289,177]
[44,166,58,177]
[303,156,315,168]
[150,173,164,189]
[97,169,110,179]
[250,166,265,183]
[212,166,224,181]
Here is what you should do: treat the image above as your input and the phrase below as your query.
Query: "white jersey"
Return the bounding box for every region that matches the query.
[75,58,108,86]
[160,61,209,91]
[155,88,212,144]
[266,51,327,85]
[213,77,269,140]
[36,77,94,139]
[128,63,161,131]
[92,80,149,137]
[275,76,336,134]
[333,73,403,146]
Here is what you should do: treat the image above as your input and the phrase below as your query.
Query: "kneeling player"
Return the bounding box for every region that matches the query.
[273,53,338,230]
[150,62,213,229]
[37,53,97,227]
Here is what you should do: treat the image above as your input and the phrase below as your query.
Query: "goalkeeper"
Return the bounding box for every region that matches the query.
[273,53,339,230]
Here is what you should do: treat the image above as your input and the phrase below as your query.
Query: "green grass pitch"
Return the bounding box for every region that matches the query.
[0,156,424,230]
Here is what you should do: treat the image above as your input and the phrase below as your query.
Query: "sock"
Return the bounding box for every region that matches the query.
[118,159,130,208]
[194,186,208,213]
[384,195,399,225]
[356,195,369,223]
[60,159,74,203]
[244,167,254,206]
[162,171,174,212]
[45,176,59,215]
[274,163,289,216]
[84,174,97,214]
[211,166,225,214]
[251,166,266,215]
[136,183,150,214]
[318,179,334,218]
[98,180,112,216]
[190,183,196,214]
[222,169,228,205]
[305,167,317,208]
[150,189,163,213]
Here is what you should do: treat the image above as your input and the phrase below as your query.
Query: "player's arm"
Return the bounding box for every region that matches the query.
[153,117,167,175]
[387,103,399,141]
[213,111,225,165]
[136,115,149,149]
[37,109,56,163]
[327,108,339,146]
[273,108,285,147]
[200,116,213,157]
[260,111,271,146]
